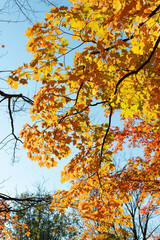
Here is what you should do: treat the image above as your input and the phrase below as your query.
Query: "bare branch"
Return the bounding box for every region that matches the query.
[0,90,33,143]
[0,193,48,203]
[0,192,51,213]
[8,97,22,142]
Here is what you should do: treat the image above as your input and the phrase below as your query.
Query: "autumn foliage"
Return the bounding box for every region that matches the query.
[0,201,30,240]
[6,0,160,238]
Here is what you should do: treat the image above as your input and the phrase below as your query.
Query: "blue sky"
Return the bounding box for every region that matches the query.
[0,0,72,196]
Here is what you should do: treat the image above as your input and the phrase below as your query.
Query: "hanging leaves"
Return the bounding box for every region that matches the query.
[7,0,160,238]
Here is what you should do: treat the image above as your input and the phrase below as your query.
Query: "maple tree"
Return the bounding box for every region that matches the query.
[3,0,160,239]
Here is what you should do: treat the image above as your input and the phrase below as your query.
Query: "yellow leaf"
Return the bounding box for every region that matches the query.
[33,73,39,81]
[59,47,67,54]
[45,12,51,20]
[122,108,133,118]
[113,0,122,10]
[92,86,98,96]
[10,81,19,89]
[25,231,31,236]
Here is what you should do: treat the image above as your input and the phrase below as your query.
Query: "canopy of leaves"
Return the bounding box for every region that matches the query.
[6,0,160,239]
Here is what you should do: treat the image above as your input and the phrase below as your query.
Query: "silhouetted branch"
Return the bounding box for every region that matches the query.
[114,36,160,94]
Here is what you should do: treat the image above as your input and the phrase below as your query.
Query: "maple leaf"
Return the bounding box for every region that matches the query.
[7,0,160,238]
[25,231,31,236]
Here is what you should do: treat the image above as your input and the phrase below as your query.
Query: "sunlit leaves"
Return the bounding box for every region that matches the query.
[131,38,145,55]
[7,0,160,238]
[7,78,19,90]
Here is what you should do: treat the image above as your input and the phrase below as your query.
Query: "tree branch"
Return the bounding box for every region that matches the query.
[0,193,48,203]
[91,5,160,55]
[114,36,160,94]
[0,90,33,156]
[99,104,113,166]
